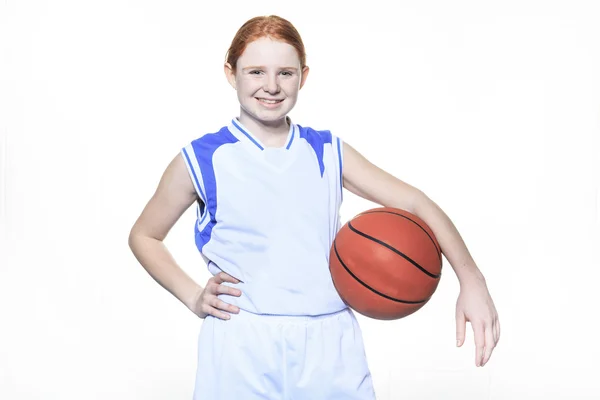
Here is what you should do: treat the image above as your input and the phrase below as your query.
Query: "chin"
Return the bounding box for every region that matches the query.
[260,112,288,122]
[248,108,291,123]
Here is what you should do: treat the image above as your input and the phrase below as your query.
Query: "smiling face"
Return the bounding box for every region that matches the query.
[225,37,309,126]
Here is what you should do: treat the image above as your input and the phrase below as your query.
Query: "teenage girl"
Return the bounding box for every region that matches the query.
[129,15,500,400]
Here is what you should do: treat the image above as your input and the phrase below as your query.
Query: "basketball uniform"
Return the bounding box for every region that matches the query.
[181,118,376,399]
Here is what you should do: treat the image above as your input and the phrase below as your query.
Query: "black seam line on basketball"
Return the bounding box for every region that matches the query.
[333,240,430,304]
[357,210,442,264]
[347,221,441,279]
[358,210,442,261]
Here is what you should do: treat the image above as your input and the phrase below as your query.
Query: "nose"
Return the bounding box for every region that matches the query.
[263,73,280,95]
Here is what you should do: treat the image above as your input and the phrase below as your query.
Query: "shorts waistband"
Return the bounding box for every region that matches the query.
[232,307,351,324]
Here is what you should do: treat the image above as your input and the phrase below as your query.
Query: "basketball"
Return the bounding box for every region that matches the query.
[329,207,442,320]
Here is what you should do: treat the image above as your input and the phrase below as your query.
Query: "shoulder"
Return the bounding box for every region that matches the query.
[187,126,238,148]
[182,125,240,161]
[296,124,340,145]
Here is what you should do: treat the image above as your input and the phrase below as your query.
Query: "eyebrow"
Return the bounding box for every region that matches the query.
[242,66,299,71]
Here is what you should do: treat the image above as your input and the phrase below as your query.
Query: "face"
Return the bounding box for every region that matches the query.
[225,37,309,125]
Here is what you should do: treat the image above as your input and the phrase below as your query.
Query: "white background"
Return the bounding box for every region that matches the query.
[1,1,599,399]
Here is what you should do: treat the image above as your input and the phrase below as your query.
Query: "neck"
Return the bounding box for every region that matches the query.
[238,110,290,148]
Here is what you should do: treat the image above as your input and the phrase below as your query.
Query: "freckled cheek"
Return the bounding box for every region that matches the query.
[237,84,263,98]
[281,80,301,96]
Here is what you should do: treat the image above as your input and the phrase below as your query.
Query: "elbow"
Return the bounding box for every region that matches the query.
[128,223,143,251]
[410,189,433,216]
[128,228,137,251]
[128,223,164,249]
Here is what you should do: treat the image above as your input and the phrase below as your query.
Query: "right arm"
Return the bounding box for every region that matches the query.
[128,153,240,318]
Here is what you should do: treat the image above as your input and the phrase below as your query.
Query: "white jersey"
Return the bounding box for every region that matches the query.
[181,118,347,316]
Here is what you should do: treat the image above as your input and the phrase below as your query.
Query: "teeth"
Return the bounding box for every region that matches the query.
[259,99,281,104]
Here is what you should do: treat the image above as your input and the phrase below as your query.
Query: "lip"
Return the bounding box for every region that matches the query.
[255,97,284,109]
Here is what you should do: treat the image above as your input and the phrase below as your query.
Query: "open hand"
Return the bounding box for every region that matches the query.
[455,276,500,367]
[192,272,242,320]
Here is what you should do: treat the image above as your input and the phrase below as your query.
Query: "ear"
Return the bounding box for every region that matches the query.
[299,65,310,90]
[224,62,236,90]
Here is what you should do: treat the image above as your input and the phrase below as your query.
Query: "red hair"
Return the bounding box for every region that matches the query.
[225,15,307,72]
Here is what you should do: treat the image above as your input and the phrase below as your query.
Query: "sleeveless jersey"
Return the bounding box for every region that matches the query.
[181,118,347,316]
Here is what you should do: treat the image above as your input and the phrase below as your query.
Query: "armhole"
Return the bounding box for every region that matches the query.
[334,135,344,203]
[180,144,208,218]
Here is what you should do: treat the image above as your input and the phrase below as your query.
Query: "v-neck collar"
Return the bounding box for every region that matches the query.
[228,117,296,151]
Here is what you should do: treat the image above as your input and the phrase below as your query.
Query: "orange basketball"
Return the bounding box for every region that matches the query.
[329,207,442,320]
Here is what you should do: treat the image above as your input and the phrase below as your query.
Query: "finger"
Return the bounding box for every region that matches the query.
[218,271,241,284]
[211,273,224,285]
[217,298,240,314]
[495,317,501,343]
[201,303,231,320]
[482,324,496,366]
[204,279,220,295]
[473,323,485,367]
[216,283,242,297]
[212,297,240,314]
[455,311,467,347]
[492,319,498,345]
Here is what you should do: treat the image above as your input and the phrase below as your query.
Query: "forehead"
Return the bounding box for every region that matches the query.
[237,37,300,67]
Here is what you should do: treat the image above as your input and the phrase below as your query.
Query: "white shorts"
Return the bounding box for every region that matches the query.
[193,307,376,399]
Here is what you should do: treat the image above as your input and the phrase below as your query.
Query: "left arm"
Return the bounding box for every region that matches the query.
[342,141,500,367]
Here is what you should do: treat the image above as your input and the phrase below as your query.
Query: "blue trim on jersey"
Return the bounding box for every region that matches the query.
[337,137,343,201]
[298,126,332,177]
[285,125,295,149]
[197,202,208,226]
[182,147,207,203]
[232,119,264,150]
[189,128,239,251]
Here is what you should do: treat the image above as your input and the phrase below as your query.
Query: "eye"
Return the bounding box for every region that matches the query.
[249,70,263,75]
[280,71,294,76]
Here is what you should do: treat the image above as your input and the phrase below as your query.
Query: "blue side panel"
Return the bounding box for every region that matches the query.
[189,127,238,251]
[298,125,332,177]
